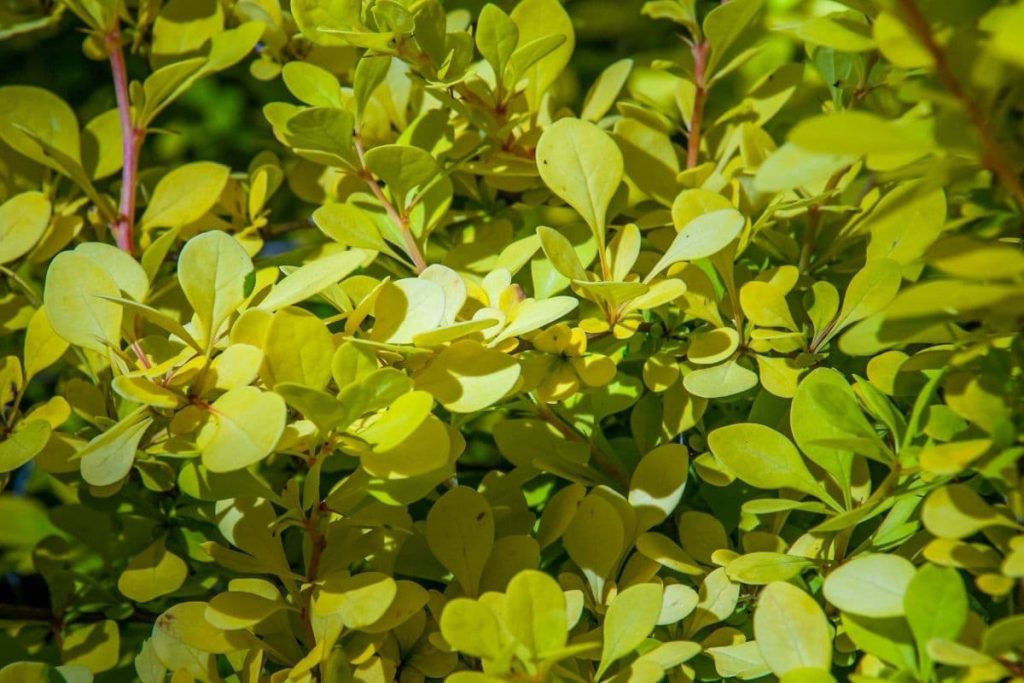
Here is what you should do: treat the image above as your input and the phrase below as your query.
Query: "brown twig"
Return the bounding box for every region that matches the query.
[104,20,143,256]
[896,0,1024,212]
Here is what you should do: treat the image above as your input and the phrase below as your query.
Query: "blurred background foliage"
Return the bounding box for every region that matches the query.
[0,0,810,182]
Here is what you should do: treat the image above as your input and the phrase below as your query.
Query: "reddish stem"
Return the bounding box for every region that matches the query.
[105,22,142,256]
[687,41,710,169]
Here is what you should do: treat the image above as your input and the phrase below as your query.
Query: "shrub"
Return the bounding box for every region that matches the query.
[2,0,1024,681]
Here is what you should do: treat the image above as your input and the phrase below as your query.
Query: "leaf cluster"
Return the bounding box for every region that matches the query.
[1,1,1024,682]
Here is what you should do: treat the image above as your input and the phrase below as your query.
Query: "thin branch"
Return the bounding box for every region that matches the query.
[798,166,850,274]
[105,20,142,256]
[687,41,710,169]
[299,500,327,651]
[897,0,1024,212]
[353,134,428,273]
[534,400,629,488]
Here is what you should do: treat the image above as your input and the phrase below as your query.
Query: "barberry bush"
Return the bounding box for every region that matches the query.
[1,0,1024,681]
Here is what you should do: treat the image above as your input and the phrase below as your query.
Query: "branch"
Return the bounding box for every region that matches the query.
[686,41,710,169]
[534,400,629,488]
[897,0,1024,212]
[105,20,142,256]
[353,135,428,273]
[299,500,327,651]
[798,166,850,274]
[0,603,156,625]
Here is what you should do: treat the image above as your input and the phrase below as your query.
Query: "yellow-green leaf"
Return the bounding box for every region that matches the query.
[0,192,51,264]
[536,118,623,244]
[597,582,664,678]
[79,410,152,487]
[426,486,494,596]
[118,537,189,603]
[44,251,123,353]
[822,553,915,617]
[315,572,397,629]
[177,231,254,348]
[139,162,230,231]
[198,387,286,473]
[754,582,832,676]
[708,423,832,504]
[22,306,69,380]
[646,209,745,283]
[414,339,521,413]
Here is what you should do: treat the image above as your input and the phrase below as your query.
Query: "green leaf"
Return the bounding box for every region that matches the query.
[0,496,59,547]
[582,58,633,122]
[44,251,123,353]
[281,61,342,108]
[564,493,624,599]
[828,258,902,339]
[790,112,933,156]
[365,147,442,210]
[703,0,763,75]
[791,368,880,494]
[509,0,575,108]
[476,4,519,82]
[261,307,334,390]
[537,226,587,281]
[426,486,494,596]
[0,192,51,265]
[921,484,1020,539]
[842,612,917,670]
[256,248,368,313]
[683,359,758,398]
[726,553,814,585]
[79,409,151,487]
[153,601,250,654]
[413,339,521,413]
[440,598,504,660]
[206,591,286,630]
[597,582,664,678]
[118,537,188,603]
[536,118,623,247]
[822,553,915,617]
[503,569,568,659]
[0,420,50,474]
[314,202,392,253]
[646,209,745,282]
[629,443,689,531]
[315,572,397,629]
[754,143,855,194]
[786,13,874,52]
[865,183,947,265]
[177,231,254,348]
[0,86,81,168]
[198,387,286,473]
[707,423,832,503]
[139,162,230,231]
[904,564,967,673]
[61,619,119,673]
[22,307,68,381]
[754,582,832,676]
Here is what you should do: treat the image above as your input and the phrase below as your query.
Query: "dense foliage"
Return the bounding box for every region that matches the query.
[2,0,1024,681]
